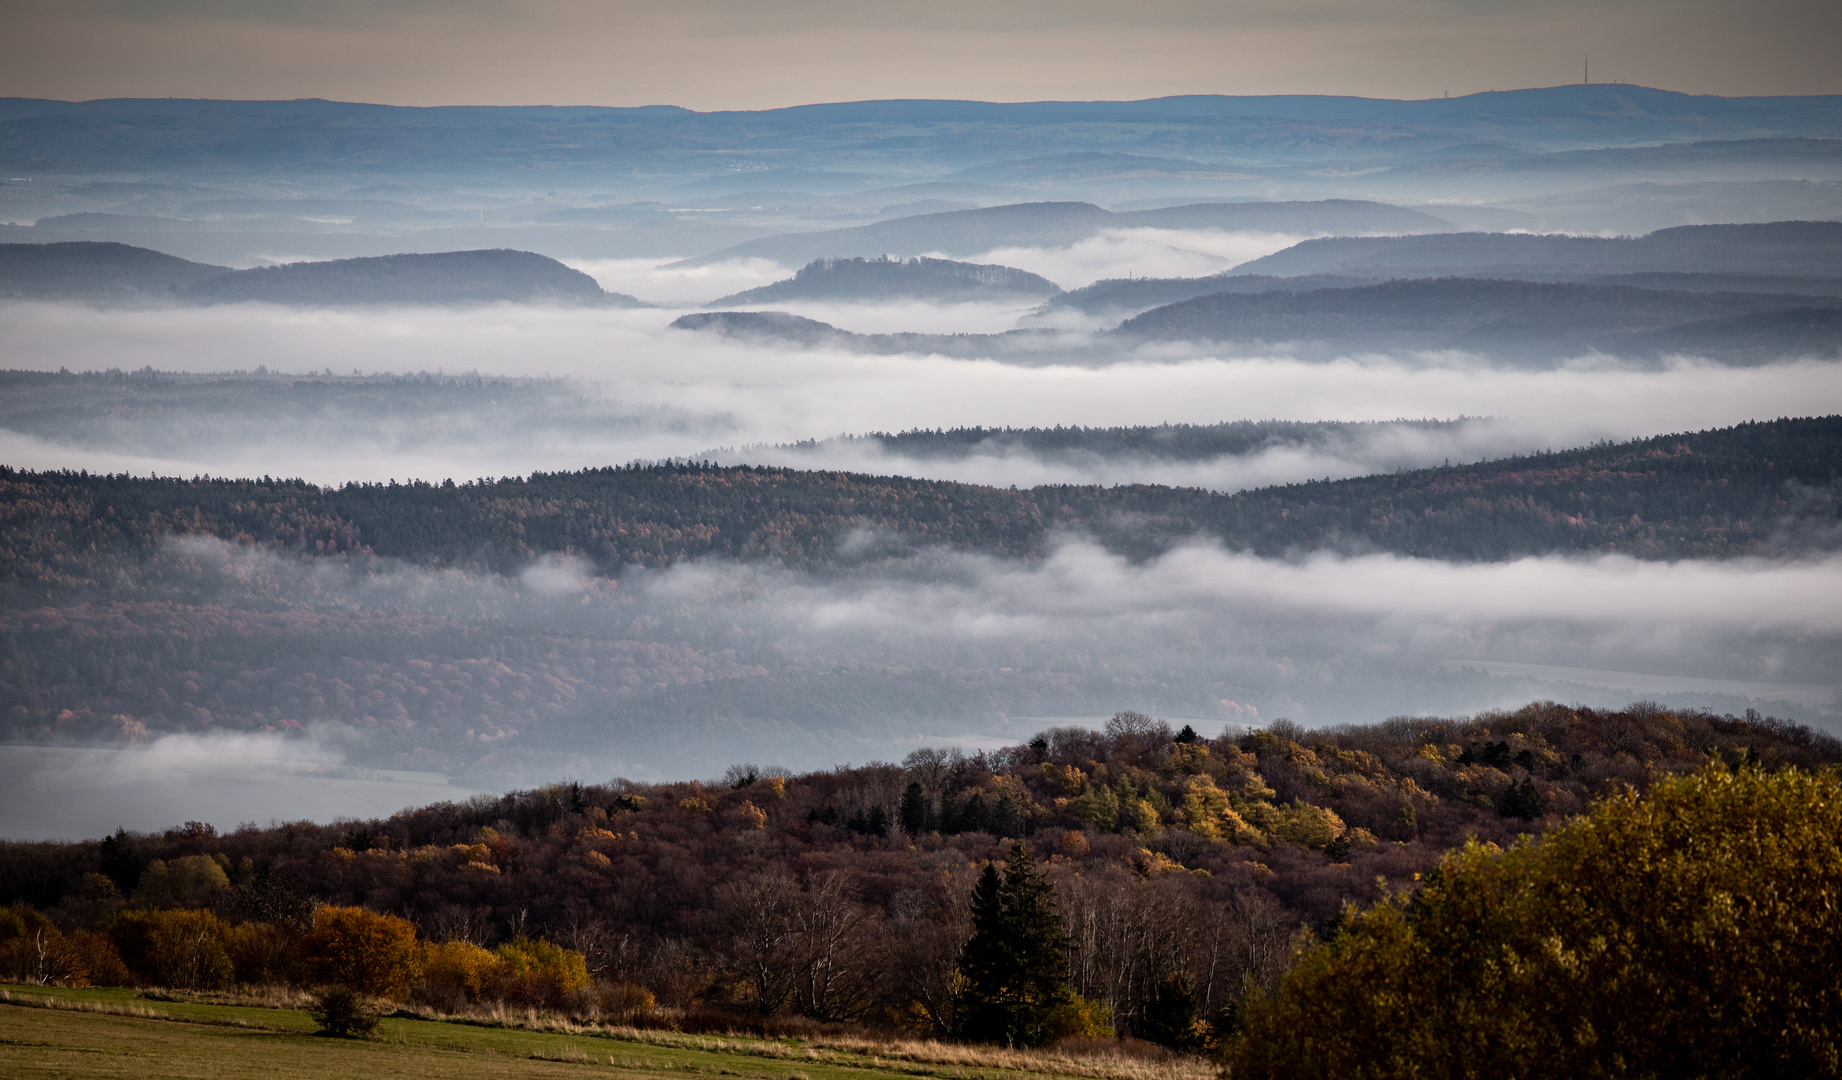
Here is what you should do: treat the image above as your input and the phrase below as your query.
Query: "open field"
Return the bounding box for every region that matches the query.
[0,986,1206,1080]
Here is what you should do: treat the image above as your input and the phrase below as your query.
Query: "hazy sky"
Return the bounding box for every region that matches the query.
[2,0,1838,108]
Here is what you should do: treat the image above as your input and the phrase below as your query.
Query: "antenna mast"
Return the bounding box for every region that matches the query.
[1584,56,1589,85]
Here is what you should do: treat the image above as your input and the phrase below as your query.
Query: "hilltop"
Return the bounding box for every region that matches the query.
[0,242,642,306]
[0,701,1834,1046]
[711,256,1061,305]
[1116,277,1842,361]
[4,416,1837,587]
[1233,221,1842,280]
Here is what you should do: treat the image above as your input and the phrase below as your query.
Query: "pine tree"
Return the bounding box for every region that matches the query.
[957,841,1073,1047]
[899,782,932,834]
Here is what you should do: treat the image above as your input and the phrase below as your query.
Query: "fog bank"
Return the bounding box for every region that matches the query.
[4,301,1840,489]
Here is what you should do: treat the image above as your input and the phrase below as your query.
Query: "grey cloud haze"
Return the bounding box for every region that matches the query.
[4,298,1841,488]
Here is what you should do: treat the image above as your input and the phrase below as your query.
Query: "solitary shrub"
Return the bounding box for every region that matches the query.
[308,985,380,1038]
[1224,763,1842,1078]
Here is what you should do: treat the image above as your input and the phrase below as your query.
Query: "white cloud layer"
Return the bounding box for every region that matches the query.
[3,301,1840,488]
[953,228,1313,290]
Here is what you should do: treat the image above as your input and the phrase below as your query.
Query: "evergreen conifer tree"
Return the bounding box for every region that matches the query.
[956,841,1073,1046]
[899,782,932,834]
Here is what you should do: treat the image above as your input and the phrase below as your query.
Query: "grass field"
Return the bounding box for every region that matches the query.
[0,985,1208,1080]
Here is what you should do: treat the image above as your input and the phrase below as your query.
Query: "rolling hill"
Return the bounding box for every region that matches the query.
[1233,221,1842,280]
[710,256,1061,305]
[0,243,641,306]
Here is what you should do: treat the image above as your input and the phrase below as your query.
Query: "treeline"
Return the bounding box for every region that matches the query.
[3,417,1837,589]
[1,702,1835,1048]
[833,419,1468,462]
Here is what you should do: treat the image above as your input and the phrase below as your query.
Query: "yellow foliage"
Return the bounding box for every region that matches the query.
[1177,775,1232,839]
[1037,762,1087,795]
[1255,800,1346,850]
[421,939,500,1003]
[1164,741,1211,775]
[1123,797,1160,833]
[735,800,768,829]
[297,906,422,999]
[1045,992,1115,1040]
[1227,764,1842,1078]
[133,855,230,908]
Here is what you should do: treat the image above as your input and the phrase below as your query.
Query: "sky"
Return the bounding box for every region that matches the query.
[1,0,1838,108]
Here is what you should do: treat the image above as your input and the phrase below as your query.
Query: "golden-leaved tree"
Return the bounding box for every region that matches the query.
[297,906,423,999]
[1224,762,1842,1079]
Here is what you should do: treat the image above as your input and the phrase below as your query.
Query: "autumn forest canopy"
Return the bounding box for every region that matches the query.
[0,702,1837,1073]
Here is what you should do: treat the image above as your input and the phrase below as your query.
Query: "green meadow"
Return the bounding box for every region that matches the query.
[0,985,1189,1080]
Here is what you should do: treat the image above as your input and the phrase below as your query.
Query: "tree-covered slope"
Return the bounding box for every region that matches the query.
[1116,277,1842,360]
[0,242,232,300]
[2,416,1837,588]
[711,256,1061,305]
[1233,221,1842,280]
[0,242,641,306]
[184,249,631,306]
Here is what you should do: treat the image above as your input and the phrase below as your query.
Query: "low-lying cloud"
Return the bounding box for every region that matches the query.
[0,730,491,842]
[953,228,1314,290]
[4,301,1840,489]
[7,531,1835,836]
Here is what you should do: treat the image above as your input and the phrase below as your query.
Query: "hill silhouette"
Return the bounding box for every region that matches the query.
[0,242,232,300]
[184,249,634,306]
[1116,277,1842,361]
[0,243,643,307]
[1234,221,1842,280]
[711,256,1061,305]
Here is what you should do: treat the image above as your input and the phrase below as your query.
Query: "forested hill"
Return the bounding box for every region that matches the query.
[0,243,641,306]
[2,418,1836,587]
[711,256,1061,305]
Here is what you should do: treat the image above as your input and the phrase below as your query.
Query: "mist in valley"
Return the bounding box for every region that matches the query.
[4,86,1842,839]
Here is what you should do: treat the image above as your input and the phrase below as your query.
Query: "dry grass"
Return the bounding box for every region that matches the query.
[441,1005,1211,1080]
[2,984,1210,1080]
[0,986,277,1029]
[140,984,319,1009]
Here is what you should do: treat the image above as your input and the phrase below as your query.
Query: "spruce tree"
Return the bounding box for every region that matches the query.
[957,841,1073,1047]
[899,781,932,834]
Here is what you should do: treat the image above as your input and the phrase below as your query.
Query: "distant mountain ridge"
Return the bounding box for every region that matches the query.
[3,417,1836,586]
[0,242,641,306]
[679,274,1842,365]
[1234,221,1842,279]
[4,87,1841,178]
[1116,277,1842,361]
